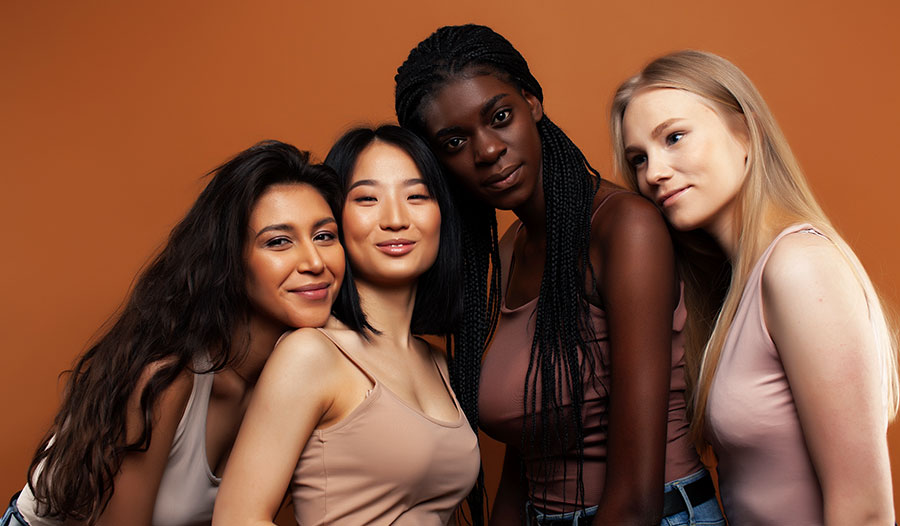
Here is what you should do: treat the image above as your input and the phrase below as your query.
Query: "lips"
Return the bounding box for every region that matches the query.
[657,186,689,207]
[375,238,416,256]
[290,282,331,300]
[483,164,522,190]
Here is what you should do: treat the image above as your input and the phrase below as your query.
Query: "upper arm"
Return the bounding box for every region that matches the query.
[96,364,194,526]
[763,235,893,522]
[591,194,675,520]
[212,329,341,526]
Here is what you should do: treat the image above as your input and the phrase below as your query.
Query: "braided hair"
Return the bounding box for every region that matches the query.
[395,24,601,516]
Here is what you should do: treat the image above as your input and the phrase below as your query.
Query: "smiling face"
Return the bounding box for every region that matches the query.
[244,183,345,331]
[419,72,544,212]
[341,141,442,287]
[622,87,749,243]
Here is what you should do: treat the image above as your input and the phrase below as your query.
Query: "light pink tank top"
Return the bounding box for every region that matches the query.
[290,328,480,525]
[706,224,824,524]
[17,370,220,526]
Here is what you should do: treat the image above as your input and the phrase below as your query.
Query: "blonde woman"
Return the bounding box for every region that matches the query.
[610,50,898,524]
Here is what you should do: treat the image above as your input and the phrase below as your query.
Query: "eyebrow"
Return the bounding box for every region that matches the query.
[651,118,684,139]
[624,118,685,154]
[433,93,509,139]
[348,178,427,190]
[255,217,335,237]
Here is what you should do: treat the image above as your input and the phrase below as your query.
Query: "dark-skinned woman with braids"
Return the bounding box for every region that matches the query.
[395,25,725,526]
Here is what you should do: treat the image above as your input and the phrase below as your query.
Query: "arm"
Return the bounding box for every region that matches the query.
[488,446,528,526]
[591,194,675,524]
[95,365,194,526]
[212,329,343,526]
[763,234,893,525]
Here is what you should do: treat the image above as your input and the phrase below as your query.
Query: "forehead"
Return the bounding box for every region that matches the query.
[623,88,728,142]
[419,73,519,134]
[350,141,422,184]
[250,184,331,223]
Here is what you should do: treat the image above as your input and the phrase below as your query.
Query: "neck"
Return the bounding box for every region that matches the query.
[355,279,418,351]
[512,169,546,240]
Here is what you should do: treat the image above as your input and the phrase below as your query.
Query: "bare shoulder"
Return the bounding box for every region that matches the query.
[762,231,865,309]
[266,327,347,376]
[590,188,669,249]
[125,359,193,442]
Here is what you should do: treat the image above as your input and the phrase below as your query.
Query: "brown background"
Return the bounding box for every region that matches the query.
[2,0,898,520]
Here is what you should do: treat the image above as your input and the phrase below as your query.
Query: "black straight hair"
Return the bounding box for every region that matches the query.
[395,24,602,518]
[27,140,342,524]
[325,124,462,337]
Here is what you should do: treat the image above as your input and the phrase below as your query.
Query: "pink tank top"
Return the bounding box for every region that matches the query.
[706,224,825,524]
[478,192,701,513]
[290,328,480,525]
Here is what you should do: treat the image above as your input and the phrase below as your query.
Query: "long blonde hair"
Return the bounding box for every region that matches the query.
[609,50,899,443]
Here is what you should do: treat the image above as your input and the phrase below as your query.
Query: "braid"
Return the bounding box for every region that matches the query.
[396,24,601,519]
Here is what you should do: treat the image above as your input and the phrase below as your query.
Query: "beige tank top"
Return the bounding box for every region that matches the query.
[290,328,480,525]
[17,370,220,526]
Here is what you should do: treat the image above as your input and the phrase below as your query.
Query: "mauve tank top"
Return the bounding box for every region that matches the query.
[706,224,825,524]
[478,193,701,513]
[290,328,481,525]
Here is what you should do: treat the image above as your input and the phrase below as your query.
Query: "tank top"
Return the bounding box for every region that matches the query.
[290,328,481,525]
[706,224,826,524]
[17,370,220,526]
[478,191,701,513]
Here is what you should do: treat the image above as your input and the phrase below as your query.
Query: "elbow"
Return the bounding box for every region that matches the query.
[595,494,663,526]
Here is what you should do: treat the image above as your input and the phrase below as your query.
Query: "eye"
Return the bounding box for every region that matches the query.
[313,230,338,243]
[492,109,511,125]
[408,192,432,201]
[264,236,292,249]
[628,153,647,169]
[352,195,377,204]
[443,136,465,152]
[666,132,684,146]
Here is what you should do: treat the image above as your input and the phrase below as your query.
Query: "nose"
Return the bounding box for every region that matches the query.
[379,195,409,232]
[473,130,506,166]
[645,154,673,187]
[296,241,325,275]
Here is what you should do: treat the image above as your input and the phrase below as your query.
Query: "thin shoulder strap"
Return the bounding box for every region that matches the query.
[314,328,378,384]
[589,189,633,224]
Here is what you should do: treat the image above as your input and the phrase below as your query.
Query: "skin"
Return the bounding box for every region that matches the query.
[213,143,461,526]
[94,184,343,526]
[622,87,894,524]
[421,71,679,525]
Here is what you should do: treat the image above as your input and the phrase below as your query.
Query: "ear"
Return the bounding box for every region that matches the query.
[521,89,544,123]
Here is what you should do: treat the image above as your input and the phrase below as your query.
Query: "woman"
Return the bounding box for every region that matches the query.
[395,25,723,525]
[2,141,345,526]
[611,50,898,524]
[213,125,479,526]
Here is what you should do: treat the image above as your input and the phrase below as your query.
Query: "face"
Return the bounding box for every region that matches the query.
[342,141,441,288]
[245,183,344,330]
[622,87,749,239]
[419,72,544,211]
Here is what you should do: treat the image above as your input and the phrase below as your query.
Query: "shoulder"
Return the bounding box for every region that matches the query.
[125,359,193,442]
[590,188,669,245]
[762,230,864,311]
[498,219,521,258]
[589,187,672,264]
[266,327,347,374]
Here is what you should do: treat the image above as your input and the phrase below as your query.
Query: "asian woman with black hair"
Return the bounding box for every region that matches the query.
[395,24,724,526]
[213,125,479,526]
[2,141,345,526]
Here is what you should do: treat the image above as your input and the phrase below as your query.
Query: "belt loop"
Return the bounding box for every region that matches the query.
[675,483,694,523]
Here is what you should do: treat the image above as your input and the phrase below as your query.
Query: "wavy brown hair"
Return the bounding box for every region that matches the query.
[27,140,341,524]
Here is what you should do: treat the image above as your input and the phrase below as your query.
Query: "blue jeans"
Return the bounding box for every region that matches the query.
[1,493,29,526]
[660,470,725,526]
[523,470,724,526]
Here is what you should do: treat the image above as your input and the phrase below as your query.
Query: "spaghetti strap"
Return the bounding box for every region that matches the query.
[590,189,633,224]
[314,327,378,385]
